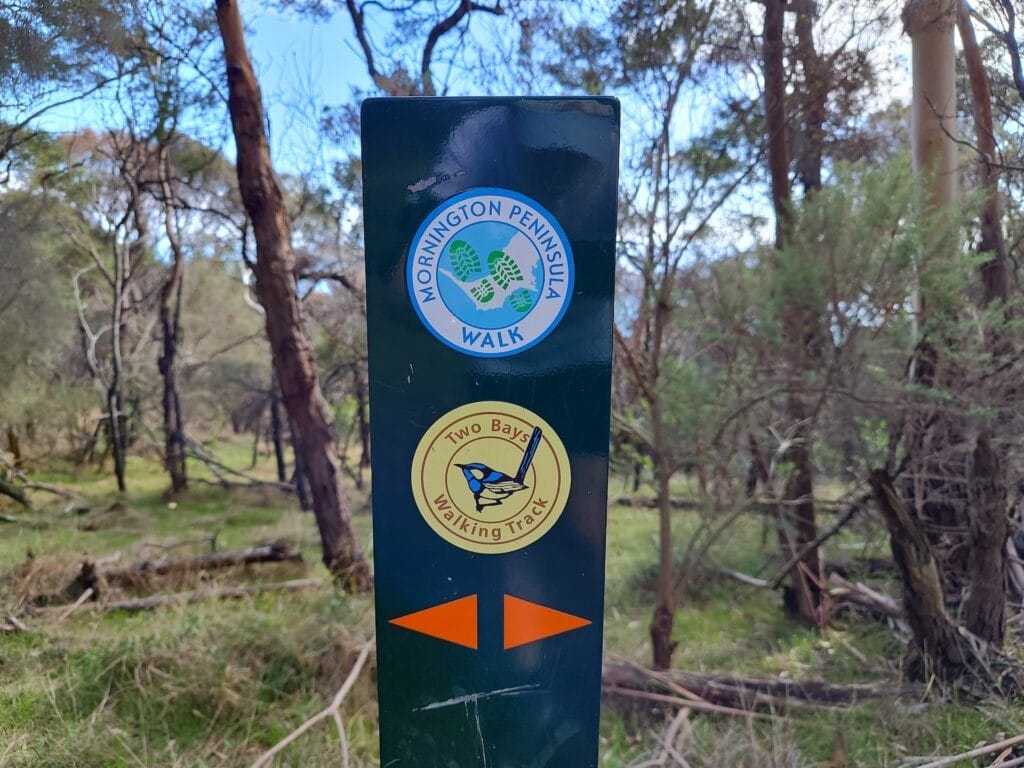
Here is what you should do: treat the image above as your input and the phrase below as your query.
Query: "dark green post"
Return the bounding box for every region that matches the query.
[362,97,619,767]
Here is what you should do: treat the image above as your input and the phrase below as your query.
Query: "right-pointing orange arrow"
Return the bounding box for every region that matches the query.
[389,595,478,649]
[504,594,591,649]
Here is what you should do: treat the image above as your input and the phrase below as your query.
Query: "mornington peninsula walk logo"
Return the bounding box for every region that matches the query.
[406,188,574,357]
[411,401,572,554]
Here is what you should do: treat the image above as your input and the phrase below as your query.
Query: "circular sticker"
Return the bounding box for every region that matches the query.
[406,188,574,358]
[411,401,572,554]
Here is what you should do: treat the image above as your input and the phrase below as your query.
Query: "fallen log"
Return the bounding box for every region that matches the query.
[602,662,925,713]
[34,577,323,616]
[102,541,302,582]
[70,541,303,598]
[827,573,908,632]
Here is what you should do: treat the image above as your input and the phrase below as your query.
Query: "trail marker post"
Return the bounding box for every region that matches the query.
[362,97,619,767]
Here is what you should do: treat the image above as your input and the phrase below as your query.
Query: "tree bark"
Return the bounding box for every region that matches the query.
[215,0,372,589]
[289,412,313,512]
[269,366,288,484]
[157,147,188,494]
[962,432,1008,645]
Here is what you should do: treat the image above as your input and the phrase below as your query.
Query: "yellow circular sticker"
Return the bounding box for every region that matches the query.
[411,401,571,554]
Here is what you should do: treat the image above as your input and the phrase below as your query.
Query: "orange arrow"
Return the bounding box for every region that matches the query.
[389,595,478,649]
[504,594,591,649]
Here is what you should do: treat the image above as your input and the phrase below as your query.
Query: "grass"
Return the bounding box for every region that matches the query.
[1,449,1022,766]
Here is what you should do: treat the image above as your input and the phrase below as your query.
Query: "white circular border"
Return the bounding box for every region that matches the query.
[406,187,575,358]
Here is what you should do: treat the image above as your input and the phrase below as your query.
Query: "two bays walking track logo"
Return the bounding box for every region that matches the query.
[411,401,572,554]
[406,188,575,357]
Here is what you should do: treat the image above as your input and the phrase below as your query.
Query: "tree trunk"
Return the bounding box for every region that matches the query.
[763,0,823,625]
[962,432,1008,645]
[108,242,127,494]
[957,1,1009,307]
[158,148,188,494]
[905,0,958,214]
[902,0,970,586]
[763,0,792,251]
[650,406,677,670]
[793,0,827,194]
[215,0,372,589]
[868,469,974,682]
[955,1,1012,649]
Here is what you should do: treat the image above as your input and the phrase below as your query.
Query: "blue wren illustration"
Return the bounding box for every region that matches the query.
[456,426,542,512]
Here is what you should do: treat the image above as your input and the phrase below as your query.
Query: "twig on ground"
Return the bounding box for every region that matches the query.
[249,638,375,768]
[629,706,693,767]
[899,735,1024,768]
[718,568,771,588]
[2,613,29,632]
[602,684,773,720]
[54,588,94,624]
[987,755,1024,768]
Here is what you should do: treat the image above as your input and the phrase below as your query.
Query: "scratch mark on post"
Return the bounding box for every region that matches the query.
[473,698,488,768]
[416,684,540,711]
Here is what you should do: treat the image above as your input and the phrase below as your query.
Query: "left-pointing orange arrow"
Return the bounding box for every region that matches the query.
[388,595,478,649]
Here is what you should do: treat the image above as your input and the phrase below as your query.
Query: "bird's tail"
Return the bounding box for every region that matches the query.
[515,427,543,482]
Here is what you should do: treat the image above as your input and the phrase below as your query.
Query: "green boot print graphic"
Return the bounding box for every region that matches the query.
[449,240,482,281]
[509,288,533,313]
[470,278,496,304]
[488,249,524,289]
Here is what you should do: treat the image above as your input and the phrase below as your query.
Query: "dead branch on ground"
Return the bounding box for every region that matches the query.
[602,662,925,713]
[249,638,374,768]
[898,734,1024,768]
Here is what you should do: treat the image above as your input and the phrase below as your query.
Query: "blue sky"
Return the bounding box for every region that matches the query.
[247,4,369,170]
[34,4,371,175]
